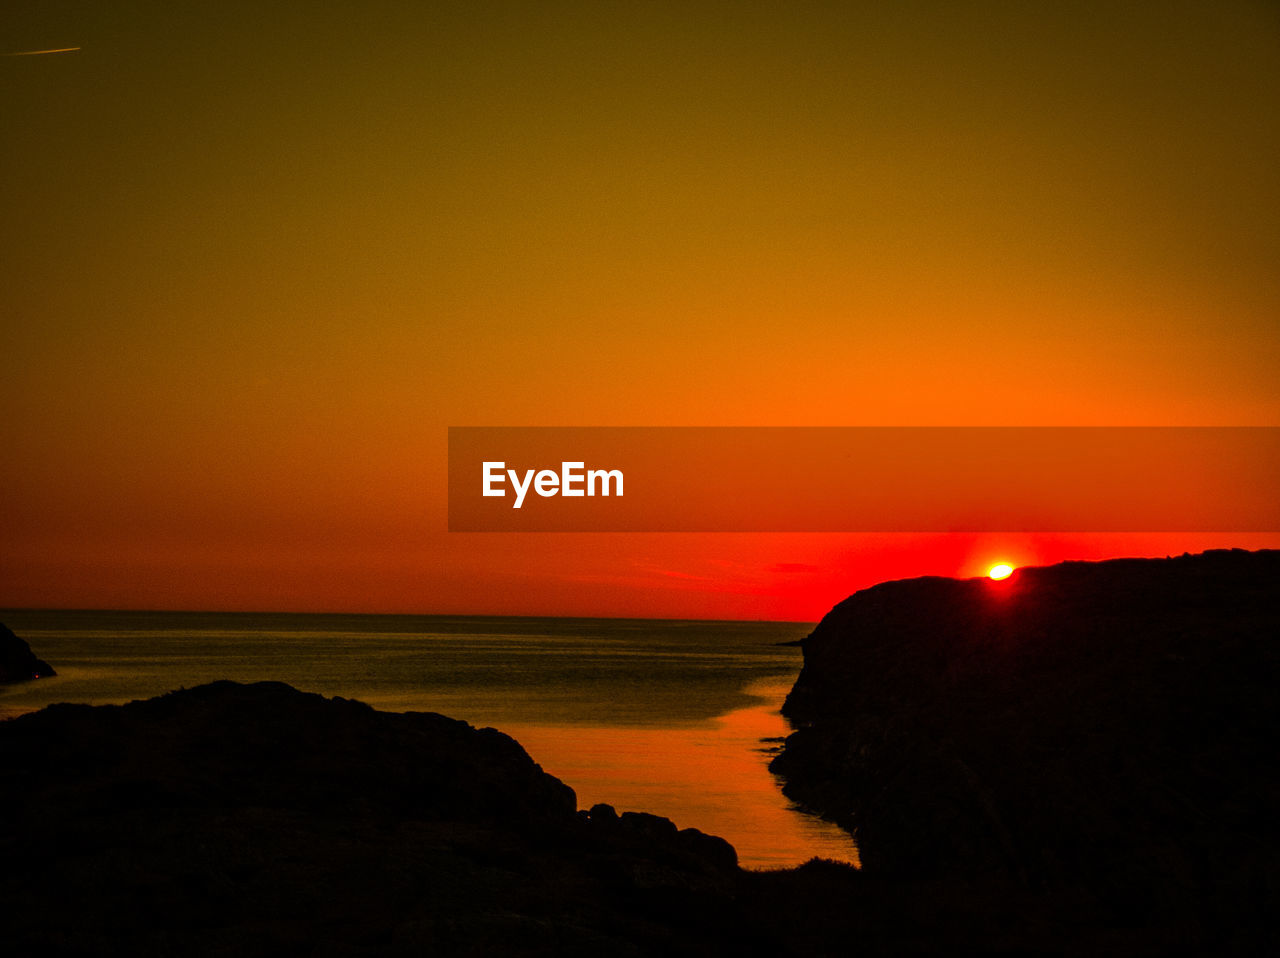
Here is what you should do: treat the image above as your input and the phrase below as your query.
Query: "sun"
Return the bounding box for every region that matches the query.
[988,563,1014,580]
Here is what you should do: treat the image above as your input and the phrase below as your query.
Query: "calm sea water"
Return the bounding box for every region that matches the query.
[0,610,857,869]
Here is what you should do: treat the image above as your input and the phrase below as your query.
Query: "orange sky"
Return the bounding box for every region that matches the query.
[3,2,1279,620]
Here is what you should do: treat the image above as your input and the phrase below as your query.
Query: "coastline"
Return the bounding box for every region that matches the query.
[0,613,852,869]
[4,550,1277,953]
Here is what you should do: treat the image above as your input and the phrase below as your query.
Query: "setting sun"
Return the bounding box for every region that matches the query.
[988,563,1014,580]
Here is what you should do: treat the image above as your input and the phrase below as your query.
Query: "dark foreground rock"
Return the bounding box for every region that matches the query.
[0,622,55,682]
[772,548,1280,952]
[2,680,1112,957]
[10,552,1278,958]
[0,681,750,957]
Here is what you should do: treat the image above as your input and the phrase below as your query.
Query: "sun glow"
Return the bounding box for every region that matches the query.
[988,563,1014,580]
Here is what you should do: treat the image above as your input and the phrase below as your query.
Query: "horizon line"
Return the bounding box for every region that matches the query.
[0,606,818,626]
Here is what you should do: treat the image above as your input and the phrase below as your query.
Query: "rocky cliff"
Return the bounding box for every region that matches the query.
[772,548,1280,946]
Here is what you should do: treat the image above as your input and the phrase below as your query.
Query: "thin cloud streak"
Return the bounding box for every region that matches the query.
[4,47,81,56]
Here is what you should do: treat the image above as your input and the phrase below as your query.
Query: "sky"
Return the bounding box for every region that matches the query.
[3,1,1279,620]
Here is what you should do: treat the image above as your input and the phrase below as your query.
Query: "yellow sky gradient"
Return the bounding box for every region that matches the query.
[3,2,1279,618]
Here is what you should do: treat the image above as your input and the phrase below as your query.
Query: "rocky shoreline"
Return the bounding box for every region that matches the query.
[771,548,1280,950]
[0,680,754,956]
[4,550,1277,953]
[0,679,1095,955]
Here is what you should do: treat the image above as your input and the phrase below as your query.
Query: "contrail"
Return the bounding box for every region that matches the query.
[4,47,81,56]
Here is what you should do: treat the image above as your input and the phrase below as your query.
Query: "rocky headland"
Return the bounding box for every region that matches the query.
[0,621,55,682]
[772,548,1280,950]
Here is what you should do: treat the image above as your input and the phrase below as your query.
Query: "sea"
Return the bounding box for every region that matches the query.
[0,610,858,870]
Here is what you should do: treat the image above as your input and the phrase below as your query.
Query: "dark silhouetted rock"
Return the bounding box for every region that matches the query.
[0,622,55,682]
[11,555,1276,958]
[0,681,752,957]
[771,548,1280,951]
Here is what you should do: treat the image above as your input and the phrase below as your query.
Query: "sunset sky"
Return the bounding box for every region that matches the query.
[4,1,1279,620]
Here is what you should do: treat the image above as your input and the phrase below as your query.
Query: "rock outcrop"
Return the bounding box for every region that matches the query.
[0,622,55,682]
[772,549,1280,949]
[0,681,749,956]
